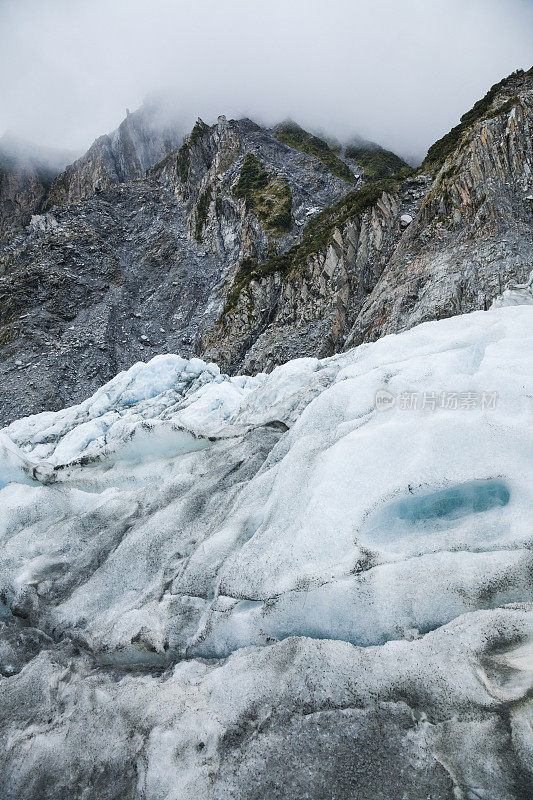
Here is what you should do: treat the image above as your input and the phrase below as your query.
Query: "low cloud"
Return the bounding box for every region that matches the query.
[1,0,531,162]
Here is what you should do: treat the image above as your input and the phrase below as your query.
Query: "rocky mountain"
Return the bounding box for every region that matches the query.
[0,114,355,424]
[347,67,533,345]
[345,136,411,179]
[42,101,186,208]
[210,68,533,371]
[0,68,531,428]
[0,302,531,799]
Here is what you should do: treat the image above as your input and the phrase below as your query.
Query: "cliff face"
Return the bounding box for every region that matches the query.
[0,115,354,424]
[43,103,185,208]
[346,68,533,345]
[0,160,49,240]
[0,68,531,425]
[202,175,429,373]
[0,105,179,245]
[208,68,533,367]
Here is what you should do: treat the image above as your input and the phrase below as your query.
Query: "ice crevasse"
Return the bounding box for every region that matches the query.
[0,303,531,664]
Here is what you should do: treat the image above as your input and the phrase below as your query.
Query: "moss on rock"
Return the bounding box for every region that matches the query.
[195,185,212,241]
[175,119,212,184]
[423,69,531,172]
[222,176,404,319]
[234,154,293,233]
[274,121,355,184]
[345,144,410,181]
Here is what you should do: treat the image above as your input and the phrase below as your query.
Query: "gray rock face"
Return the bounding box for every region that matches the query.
[210,69,533,369]
[43,102,186,208]
[346,71,533,346]
[0,160,49,240]
[0,115,353,425]
[203,176,430,373]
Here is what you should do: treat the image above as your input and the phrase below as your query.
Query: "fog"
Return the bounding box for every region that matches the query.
[1,0,531,163]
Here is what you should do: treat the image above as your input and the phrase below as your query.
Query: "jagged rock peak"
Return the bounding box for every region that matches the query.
[423,65,533,171]
[43,101,188,208]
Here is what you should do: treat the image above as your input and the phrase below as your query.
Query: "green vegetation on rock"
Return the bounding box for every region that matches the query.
[189,118,210,145]
[147,152,174,175]
[234,153,269,204]
[345,144,410,181]
[233,153,293,233]
[222,256,261,316]
[222,176,403,318]
[274,121,355,184]
[0,324,13,346]
[423,68,531,172]
[176,144,190,183]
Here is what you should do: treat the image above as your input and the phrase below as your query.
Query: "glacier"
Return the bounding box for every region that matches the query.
[0,305,532,799]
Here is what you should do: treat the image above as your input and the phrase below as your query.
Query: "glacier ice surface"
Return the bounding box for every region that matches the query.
[0,305,532,799]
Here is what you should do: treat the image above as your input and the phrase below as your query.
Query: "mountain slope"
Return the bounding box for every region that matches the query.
[0,114,354,424]
[345,139,411,179]
[42,102,186,208]
[206,67,532,369]
[347,67,533,345]
[0,68,531,425]
[202,172,429,372]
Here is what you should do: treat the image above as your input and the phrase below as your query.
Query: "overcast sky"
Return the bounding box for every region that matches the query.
[0,0,531,162]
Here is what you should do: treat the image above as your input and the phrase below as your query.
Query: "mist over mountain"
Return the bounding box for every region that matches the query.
[1,0,532,161]
[0,134,76,174]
